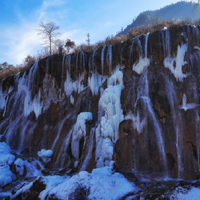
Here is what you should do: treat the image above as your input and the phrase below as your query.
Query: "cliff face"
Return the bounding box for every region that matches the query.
[1,25,200,180]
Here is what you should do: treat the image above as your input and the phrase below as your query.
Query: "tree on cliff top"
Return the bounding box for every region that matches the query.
[65,39,75,53]
[37,21,60,56]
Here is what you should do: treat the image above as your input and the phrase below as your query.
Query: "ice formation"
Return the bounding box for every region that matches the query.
[42,74,59,111]
[88,72,107,96]
[39,176,67,200]
[0,142,15,187]
[125,111,146,133]
[14,158,25,176]
[62,54,85,97]
[95,67,124,167]
[133,34,150,74]
[164,43,188,82]
[17,62,43,119]
[179,93,199,111]
[37,149,53,164]
[71,112,93,159]
[64,72,85,97]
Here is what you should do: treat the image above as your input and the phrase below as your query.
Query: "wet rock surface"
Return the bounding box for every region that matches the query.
[0,24,200,184]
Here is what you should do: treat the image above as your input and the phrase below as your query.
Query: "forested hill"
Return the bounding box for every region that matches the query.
[118,1,200,35]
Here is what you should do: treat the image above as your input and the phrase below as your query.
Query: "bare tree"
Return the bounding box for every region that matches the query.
[37,21,60,56]
[53,39,65,55]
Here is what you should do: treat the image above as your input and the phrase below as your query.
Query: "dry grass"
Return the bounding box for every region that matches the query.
[72,19,200,54]
[0,65,29,81]
[1,19,199,81]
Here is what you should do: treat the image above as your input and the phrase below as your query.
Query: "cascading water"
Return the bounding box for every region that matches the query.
[1,62,42,152]
[106,45,112,74]
[101,46,106,75]
[133,34,150,74]
[88,48,108,96]
[159,28,171,57]
[137,68,168,174]
[1,25,200,182]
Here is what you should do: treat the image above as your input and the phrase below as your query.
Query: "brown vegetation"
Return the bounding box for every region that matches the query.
[1,19,200,81]
[73,19,200,54]
[0,64,29,81]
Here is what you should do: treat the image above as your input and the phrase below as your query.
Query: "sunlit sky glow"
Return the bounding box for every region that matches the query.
[0,0,196,65]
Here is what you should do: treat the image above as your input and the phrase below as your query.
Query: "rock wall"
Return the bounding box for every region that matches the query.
[1,25,200,180]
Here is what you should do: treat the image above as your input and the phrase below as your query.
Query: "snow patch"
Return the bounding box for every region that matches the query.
[170,186,200,200]
[39,175,67,200]
[24,159,43,177]
[48,167,139,200]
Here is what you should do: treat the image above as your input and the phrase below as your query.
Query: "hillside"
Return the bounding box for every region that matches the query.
[118,1,200,35]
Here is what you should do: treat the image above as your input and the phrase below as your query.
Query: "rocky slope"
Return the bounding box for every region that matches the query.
[1,25,200,183]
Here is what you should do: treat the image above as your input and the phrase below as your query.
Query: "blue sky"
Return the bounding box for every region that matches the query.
[0,0,194,65]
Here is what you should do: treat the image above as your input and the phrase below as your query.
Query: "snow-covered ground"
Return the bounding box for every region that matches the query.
[1,141,200,200]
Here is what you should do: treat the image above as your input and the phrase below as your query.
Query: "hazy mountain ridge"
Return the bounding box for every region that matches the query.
[118,1,200,35]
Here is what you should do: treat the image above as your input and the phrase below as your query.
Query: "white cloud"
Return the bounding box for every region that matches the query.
[0,21,42,65]
[42,0,66,10]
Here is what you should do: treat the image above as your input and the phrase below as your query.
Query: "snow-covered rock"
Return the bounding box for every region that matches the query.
[38,149,53,164]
